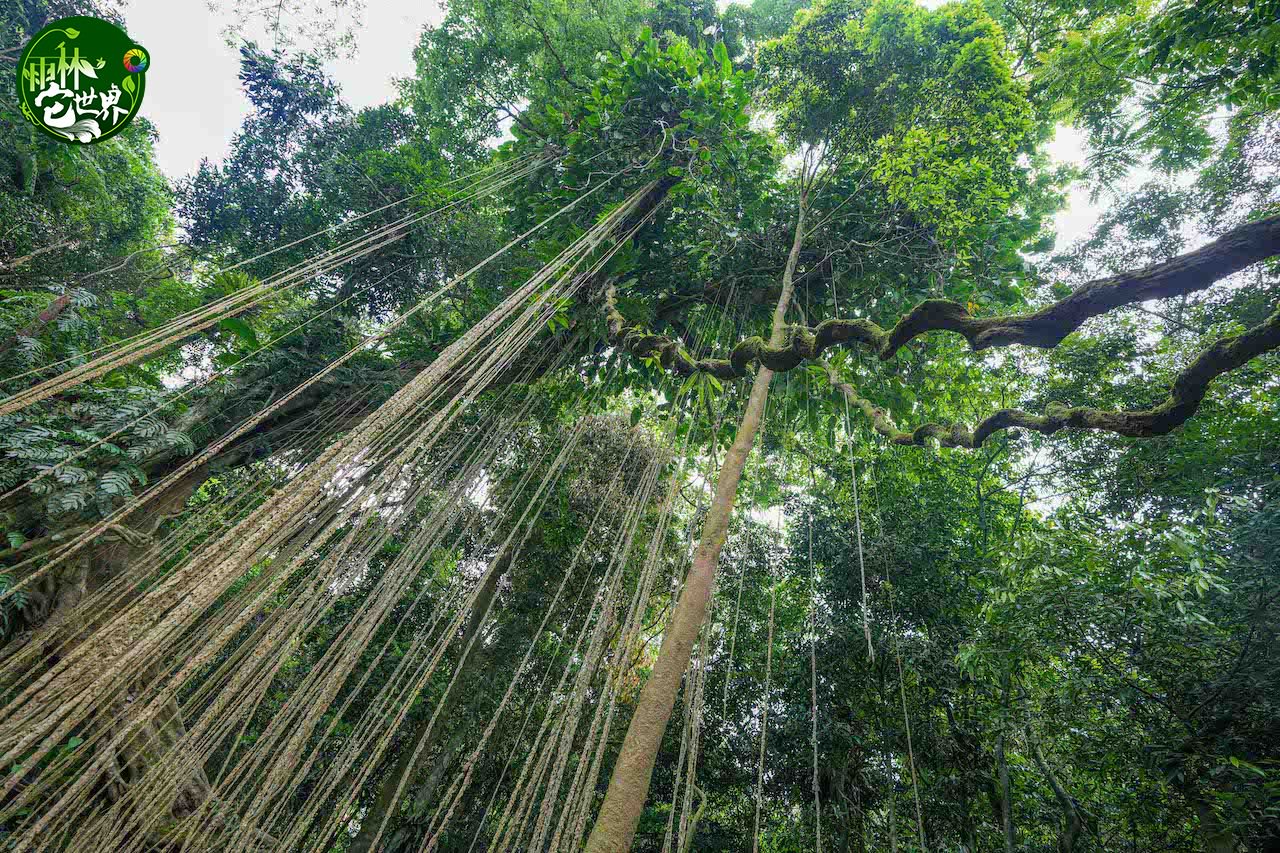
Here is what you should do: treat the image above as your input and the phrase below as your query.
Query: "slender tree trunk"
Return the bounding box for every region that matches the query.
[998,675,1014,853]
[996,730,1014,853]
[585,191,809,852]
[888,778,898,853]
[350,556,506,853]
[960,786,977,853]
[410,727,468,819]
[1028,731,1086,853]
[1195,795,1236,853]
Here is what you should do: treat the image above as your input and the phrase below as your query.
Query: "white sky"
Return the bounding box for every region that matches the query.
[122,0,1096,247]
[124,0,443,178]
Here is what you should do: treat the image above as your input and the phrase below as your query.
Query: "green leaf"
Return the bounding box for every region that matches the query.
[218,317,259,349]
[630,406,643,427]
[1229,757,1267,777]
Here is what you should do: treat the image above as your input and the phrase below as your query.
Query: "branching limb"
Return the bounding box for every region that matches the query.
[605,214,1280,378]
[822,300,1280,448]
[0,238,80,274]
[605,214,1280,448]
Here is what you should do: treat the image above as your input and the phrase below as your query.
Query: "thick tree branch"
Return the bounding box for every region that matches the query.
[606,214,1280,448]
[0,239,80,274]
[605,213,1280,378]
[1027,729,1094,852]
[822,300,1280,447]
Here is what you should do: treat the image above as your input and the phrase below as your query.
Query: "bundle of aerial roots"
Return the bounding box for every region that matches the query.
[0,163,761,852]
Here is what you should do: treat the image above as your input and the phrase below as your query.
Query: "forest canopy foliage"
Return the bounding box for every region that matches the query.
[0,0,1277,851]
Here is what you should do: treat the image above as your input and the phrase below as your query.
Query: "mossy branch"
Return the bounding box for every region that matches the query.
[824,302,1280,448]
[605,214,1280,448]
[605,213,1280,378]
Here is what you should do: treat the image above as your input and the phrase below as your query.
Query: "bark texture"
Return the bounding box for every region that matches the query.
[586,192,809,852]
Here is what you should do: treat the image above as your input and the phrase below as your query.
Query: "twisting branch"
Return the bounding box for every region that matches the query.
[823,300,1280,447]
[604,214,1280,448]
[604,213,1280,379]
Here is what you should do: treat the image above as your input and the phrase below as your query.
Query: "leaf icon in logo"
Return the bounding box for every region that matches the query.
[122,76,135,96]
[65,27,79,38]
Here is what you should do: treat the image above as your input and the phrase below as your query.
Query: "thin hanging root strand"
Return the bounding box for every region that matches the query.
[751,572,778,853]
[809,508,823,853]
[73,239,599,845]
[425,325,716,851]
[0,168,632,611]
[0,261,411,508]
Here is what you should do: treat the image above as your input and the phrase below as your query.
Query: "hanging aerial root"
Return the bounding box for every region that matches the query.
[0,168,626,608]
[824,300,1280,447]
[604,212,1280,378]
[0,153,550,416]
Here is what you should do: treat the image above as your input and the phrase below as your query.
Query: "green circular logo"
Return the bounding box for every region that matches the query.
[15,16,149,145]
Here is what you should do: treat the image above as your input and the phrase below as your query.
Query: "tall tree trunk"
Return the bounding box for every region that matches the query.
[959,785,977,853]
[996,730,1014,853]
[585,191,809,852]
[349,555,507,853]
[409,727,467,821]
[888,778,898,853]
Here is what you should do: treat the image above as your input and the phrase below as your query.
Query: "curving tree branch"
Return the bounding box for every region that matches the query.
[824,302,1280,448]
[605,213,1280,378]
[605,213,1280,448]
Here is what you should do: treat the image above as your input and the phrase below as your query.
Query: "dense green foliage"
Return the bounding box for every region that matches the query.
[1,0,1277,850]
